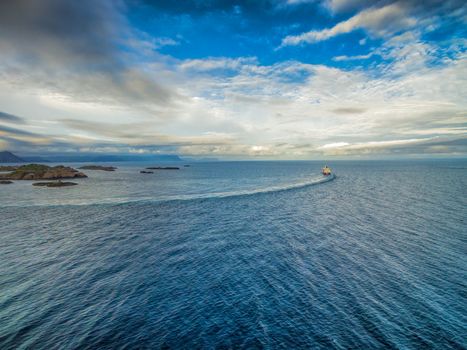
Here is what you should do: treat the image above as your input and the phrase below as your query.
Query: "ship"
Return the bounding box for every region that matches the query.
[322,165,332,176]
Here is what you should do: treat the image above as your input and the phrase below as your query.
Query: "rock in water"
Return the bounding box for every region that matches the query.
[0,164,87,180]
[33,181,78,187]
[0,180,13,184]
[0,166,19,171]
[145,166,180,170]
[78,165,117,171]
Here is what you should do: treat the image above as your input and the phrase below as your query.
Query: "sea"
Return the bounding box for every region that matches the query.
[1,160,466,349]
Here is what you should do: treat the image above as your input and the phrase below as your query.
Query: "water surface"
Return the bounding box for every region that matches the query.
[1,160,466,349]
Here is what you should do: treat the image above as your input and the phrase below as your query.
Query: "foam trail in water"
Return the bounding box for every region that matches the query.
[171,173,336,202]
[90,173,335,205]
[1,174,335,208]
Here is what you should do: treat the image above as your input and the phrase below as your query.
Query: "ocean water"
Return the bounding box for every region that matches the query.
[1,160,466,349]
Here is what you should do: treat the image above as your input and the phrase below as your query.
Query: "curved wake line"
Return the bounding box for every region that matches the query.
[179,173,336,201]
[2,174,336,208]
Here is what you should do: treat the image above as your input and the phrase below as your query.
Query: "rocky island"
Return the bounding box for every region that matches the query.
[146,166,180,170]
[0,165,19,172]
[78,165,117,171]
[0,164,87,180]
[33,180,78,187]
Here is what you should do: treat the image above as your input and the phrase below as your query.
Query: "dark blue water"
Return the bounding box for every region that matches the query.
[1,160,466,349]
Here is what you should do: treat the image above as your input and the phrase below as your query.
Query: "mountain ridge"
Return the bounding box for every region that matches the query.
[0,152,184,163]
[0,151,25,163]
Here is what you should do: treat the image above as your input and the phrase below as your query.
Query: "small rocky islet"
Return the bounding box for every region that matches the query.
[0,165,18,172]
[78,165,117,171]
[33,180,78,187]
[0,164,87,187]
[0,164,87,180]
[0,163,187,186]
[145,166,180,170]
[140,166,183,173]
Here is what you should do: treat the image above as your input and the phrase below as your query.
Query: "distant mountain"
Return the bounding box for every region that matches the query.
[22,156,51,163]
[181,157,219,162]
[25,154,183,163]
[1,152,183,163]
[81,154,182,162]
[0,151,25,163]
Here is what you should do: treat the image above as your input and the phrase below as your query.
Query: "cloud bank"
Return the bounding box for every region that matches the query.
[281,0,466,47]
[0,0,465,159]
[282,3,416,46]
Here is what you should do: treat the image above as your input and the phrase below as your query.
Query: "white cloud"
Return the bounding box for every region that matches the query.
[316,137,440,155]
[318,142,350,149]
[180,57,258,72]
[333,53,374,61]
[1,14,466,158]
[324,0,371,13]
[281,3,416,46]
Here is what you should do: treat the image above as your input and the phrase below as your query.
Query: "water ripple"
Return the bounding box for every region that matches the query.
[1,161,466,349]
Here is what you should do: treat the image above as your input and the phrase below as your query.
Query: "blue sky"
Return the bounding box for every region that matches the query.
[0,0,466,158]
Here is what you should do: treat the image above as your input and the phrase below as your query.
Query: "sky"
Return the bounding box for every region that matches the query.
[0,0,466,159]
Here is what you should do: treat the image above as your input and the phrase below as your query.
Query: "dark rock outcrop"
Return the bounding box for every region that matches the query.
[0,164,87,180]
[33,181,78,187]
[0,166,18,171]
[140,170,154,174]
[146,167,180,170]
[0,180,13,184]
[78,165,117,171]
